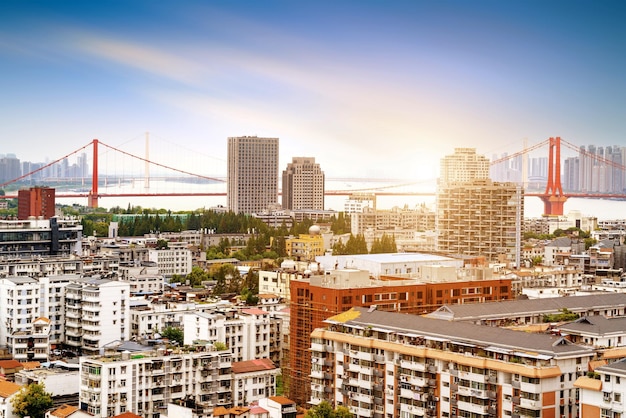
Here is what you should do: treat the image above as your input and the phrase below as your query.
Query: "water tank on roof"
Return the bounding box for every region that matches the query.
[309,225,321,235]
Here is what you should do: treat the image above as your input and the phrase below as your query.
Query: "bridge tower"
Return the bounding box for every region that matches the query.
[88,139,99,208]
[540,136,567,216]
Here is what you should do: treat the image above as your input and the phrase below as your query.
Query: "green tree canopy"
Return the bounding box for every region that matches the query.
[11,383,54,418]
[161,326,184,346]
[304,401,353,418]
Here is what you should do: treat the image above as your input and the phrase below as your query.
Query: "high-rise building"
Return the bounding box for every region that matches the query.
[0,154,21,183]
[17,186,56,220]
[440,148,490,185]
[227,136,279,214]
[436,148,523,264]
[281,157,325,210]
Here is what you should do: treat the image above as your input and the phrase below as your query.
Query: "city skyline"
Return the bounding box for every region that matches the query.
[2,1,626,180]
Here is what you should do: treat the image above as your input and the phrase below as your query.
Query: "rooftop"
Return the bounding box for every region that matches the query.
[327,307,593,359]
[427,293,626,321]
[231,358,276,374]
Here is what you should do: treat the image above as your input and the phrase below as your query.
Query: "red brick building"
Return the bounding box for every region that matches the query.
[288,269,513,405]
[17,186,55,220]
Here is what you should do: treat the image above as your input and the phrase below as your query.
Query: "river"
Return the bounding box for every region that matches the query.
[58,179,626,221]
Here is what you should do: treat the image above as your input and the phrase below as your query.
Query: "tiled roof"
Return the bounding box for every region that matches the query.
[21,361,41,370]
[597,358,626,376]
[0,380,22,398]
[0,360,23,369]
[241,308,269,316]
[50,404,79,417]
[329,307,593,358]
[559,316,626,335]
[112,412,142,418]
[427,293,626,321]
[573,376,602,391]
[232,358,276,374]
[269,395,296,405]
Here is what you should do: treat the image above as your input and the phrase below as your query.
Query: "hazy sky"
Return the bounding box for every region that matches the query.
[2,0,626,180]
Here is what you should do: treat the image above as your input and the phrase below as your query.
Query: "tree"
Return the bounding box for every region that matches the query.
[161,326,184,346]
[11,383,54,418]
[213,341,228,351]
[304,401,353,418]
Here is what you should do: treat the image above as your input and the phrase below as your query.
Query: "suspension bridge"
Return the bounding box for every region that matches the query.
[1,136,625,215]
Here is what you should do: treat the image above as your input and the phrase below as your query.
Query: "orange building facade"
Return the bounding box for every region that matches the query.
[17,186,55,220]
[288,270,513,405]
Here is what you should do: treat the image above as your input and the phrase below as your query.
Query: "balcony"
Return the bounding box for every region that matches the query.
[400,359,426,372]
[520,398,541,409]
[457,400,489,415]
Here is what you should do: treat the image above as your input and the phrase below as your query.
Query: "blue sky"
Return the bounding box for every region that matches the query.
[1,0,626,180]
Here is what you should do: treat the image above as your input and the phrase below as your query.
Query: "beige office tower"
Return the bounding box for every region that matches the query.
[282,157,325,210]
[227,136,279,214]
[436,148,523,264]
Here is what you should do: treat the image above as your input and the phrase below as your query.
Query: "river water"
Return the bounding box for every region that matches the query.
[58,179,626,221]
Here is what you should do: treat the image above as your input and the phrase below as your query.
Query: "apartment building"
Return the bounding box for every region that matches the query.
[351,205,435,236]
[232,358,281,406]
[65,277,131,355]
[148,245,192,278]
[0,217,82,258]
[437,179,523,263]
[436,148,523,264]
[17,186,56,220]
[118,263,164,296]
[311,306,595,418]
[509,265,589,296]
[11,317,51,362]
[0,276,40,347]
[258,267,301,301]
[130,299,196,339]
[285,227,325,262]
[281,157,325,211]
[79,347,233,417]
[575,359,626,418]
[227,136,279,214]
[288,269,513,405]
[183,307,281,363]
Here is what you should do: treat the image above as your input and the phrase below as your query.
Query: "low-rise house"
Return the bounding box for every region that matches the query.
[257,396,297,418]
[0,380,23,418]
[0,360,24,382]
[45,404,93,418]
[15,360,80,407]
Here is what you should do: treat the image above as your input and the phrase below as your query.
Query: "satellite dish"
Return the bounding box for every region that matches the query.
[154,333,161,339]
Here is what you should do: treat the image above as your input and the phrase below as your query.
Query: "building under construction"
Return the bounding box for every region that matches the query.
[288,267,513,406]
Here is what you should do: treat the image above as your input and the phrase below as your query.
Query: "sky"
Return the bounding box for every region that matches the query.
[2,0,626,181]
